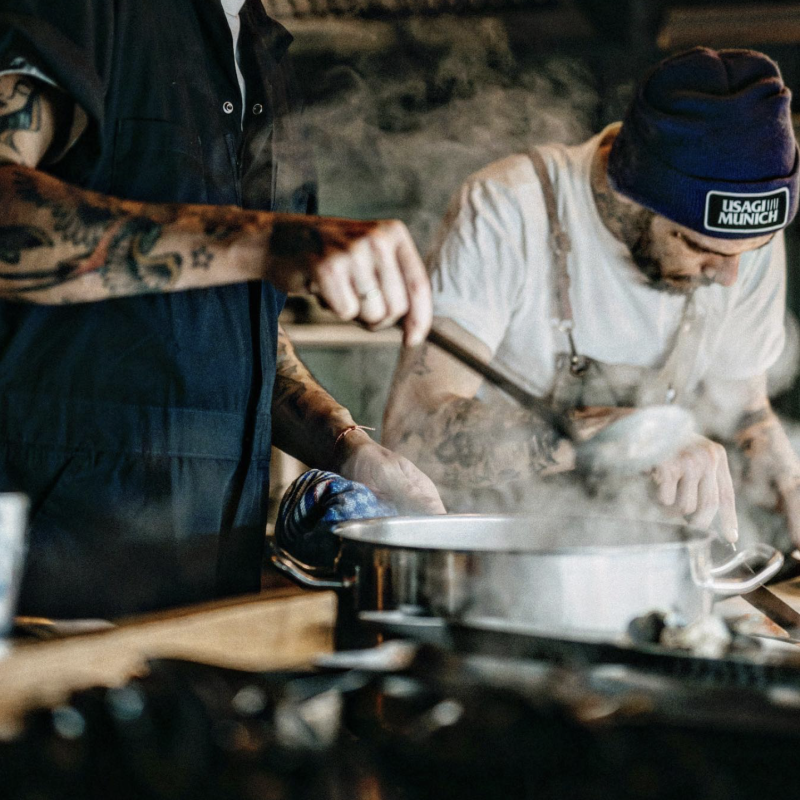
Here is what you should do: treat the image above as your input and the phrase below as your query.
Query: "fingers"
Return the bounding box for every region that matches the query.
[653,461,679,507]
[393,223,432,347]
[393,454,446,514]
[651,437,738,540]
[690,469,718,530]
[338,439,446,516]
[350,240,389,327]
[314,254,360,320]
[369,455,445,515]
[361,235,403,327]
[715,452,738,542]
[305,219,431,346]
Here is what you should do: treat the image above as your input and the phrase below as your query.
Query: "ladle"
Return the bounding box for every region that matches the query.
[426,325,695,475]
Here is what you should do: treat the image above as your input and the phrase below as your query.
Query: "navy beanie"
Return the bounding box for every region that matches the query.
[608,47,800,239]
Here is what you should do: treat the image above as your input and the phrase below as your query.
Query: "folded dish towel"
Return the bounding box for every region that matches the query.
[275,470,396,569]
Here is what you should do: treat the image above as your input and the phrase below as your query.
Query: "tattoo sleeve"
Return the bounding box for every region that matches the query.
[0,154,370,303]
[735,404,800,498]
[0,77,42,156]
[271,326,359,470]
[0,72,394,304]
[384,343,573,489]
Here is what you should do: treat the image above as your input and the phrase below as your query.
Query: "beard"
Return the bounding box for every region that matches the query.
[629,220,712,295]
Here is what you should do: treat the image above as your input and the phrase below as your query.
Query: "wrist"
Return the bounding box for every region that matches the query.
[331,424,375,471]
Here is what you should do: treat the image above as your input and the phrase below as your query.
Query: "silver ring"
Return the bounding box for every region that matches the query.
[358,287,383,303]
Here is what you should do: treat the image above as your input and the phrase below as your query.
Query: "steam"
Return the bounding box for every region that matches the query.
[301,17,598,247]
[288,20,800,559]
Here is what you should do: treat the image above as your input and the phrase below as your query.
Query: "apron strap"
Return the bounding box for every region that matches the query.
[529,148,587,375]
[530,147,703,406]
[636,291,704,407]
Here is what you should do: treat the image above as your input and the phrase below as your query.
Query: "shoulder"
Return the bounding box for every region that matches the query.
[448,154,547,233]
[469,153,538,191]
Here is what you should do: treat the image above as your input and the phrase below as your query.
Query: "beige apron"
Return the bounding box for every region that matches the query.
[529,149,706,413]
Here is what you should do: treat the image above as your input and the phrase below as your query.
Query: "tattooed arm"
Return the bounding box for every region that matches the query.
[382,317,576,489]
[0,74,431,344]
[724,378,800,545]
[271,326,444,514]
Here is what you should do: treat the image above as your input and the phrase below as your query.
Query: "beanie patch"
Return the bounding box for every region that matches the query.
[704,188,790,234]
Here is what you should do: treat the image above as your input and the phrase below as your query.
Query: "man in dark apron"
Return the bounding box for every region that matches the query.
[386,47,800,546]
[0,0,443,618]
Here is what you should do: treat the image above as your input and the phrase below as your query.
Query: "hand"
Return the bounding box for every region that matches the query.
[268,216,432,347]
[336,433,446,515]
[651,434,738,542]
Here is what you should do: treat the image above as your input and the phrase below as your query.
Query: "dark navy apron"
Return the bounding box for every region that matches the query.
[0,0,315,617]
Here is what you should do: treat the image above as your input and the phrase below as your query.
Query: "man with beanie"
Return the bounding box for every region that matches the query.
[385,47,800,546]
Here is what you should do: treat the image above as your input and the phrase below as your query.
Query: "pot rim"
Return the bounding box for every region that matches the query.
[333,513,712,555]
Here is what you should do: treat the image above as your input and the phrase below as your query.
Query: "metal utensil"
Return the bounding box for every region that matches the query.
[740,587,800,637]
[426,324,695,475]
[724,543,800,637]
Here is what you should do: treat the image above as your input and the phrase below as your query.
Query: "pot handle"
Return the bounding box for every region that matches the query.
[270,541,356,591]
[703,543,783,596]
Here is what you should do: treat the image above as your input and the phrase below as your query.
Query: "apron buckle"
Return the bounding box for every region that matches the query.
[570,354,590,377]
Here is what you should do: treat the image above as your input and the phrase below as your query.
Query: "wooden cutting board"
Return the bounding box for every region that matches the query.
[0,588,336,738]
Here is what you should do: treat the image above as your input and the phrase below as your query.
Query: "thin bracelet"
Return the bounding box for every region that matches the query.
[334,424,376,451]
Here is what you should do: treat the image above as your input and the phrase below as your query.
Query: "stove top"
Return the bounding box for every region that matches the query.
[3,643,800,800]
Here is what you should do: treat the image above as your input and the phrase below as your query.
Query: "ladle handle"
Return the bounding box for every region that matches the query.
[426,326,572,438]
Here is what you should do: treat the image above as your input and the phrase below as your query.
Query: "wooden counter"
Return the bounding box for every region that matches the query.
[0,588,336,738]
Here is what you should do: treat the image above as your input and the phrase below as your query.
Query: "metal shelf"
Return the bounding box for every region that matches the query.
[658,4,800,50]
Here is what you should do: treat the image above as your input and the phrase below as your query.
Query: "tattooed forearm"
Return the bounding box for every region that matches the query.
[0,225,53,263]
[393,394,567,489]
[0,180,183,296]
[384,338,575,489]
[408,340,434,377]
[271,327,360,469]
[0,164,283,302]
[736,407,772,433]
[736,407,800,480]
[0,160,392,304]
[273,330,311,414]
[0,73,396,305]
[191,245,213,270]
[0,78,42,155]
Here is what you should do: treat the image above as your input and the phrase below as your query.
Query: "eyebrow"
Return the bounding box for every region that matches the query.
[676,231,776,257]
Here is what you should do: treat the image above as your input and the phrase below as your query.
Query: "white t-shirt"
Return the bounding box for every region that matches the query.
[429,126,787,398]
[220,0,248,122]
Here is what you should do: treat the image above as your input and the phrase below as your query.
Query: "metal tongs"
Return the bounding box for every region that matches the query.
[426,325,695,476]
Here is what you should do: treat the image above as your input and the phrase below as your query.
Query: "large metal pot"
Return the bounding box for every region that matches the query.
[271,514,782,641]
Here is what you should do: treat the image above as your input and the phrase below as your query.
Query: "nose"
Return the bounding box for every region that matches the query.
[702,254,740,287]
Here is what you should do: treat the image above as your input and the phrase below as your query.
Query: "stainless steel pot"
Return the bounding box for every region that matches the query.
[271,514,782,640]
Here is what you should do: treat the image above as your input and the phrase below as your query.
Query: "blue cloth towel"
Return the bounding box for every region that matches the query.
[275,470,396,569]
